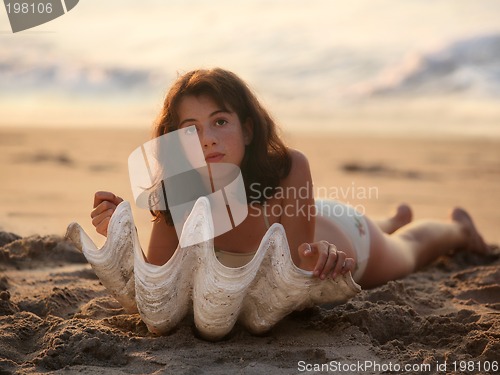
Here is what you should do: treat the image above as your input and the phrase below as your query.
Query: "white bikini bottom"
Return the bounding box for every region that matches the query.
[314,200,370,282]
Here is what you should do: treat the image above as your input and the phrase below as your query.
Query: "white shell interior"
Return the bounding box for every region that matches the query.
[66,198,361,340]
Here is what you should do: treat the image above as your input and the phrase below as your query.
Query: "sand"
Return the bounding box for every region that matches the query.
[1,127,499,374]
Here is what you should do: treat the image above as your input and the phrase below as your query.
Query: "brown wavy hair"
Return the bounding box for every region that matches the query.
[151,68,291,225]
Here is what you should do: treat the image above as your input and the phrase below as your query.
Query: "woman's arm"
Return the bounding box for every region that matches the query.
[279,150,355,279]
[92,191,178,266]
[278,150,316,265]
[147,215,179,266]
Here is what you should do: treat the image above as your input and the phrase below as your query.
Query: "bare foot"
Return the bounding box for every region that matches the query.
[393,204,413,231]
[377,203,413,234]
[451,207,489,254]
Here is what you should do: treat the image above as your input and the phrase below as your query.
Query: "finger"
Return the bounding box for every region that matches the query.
[96,216,110,237]
[320,244,338,280]
[93,191,117,208]
[91,205,105,219]
[91,202,116,219]
[298,243,312,257]
[91,209,114,228]
[341,258,356,275]
[113,195,124,205]
[312,242,329,277]
[331,251,346,279]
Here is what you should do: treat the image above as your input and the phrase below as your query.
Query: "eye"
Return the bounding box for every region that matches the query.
[215,119,228,127]
[183,125,197,136]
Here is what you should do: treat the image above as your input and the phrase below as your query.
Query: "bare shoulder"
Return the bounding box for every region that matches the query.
[289,148,310,166]
[282,148,312,186]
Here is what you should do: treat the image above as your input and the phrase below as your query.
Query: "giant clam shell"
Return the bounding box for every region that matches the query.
[66,198,361,340]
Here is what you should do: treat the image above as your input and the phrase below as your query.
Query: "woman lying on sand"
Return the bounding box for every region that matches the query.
[91,68,489,289]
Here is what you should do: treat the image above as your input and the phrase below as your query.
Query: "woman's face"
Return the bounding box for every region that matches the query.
[177,94,252,167]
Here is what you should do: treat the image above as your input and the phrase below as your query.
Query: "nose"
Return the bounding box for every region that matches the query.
[199,126,217,148]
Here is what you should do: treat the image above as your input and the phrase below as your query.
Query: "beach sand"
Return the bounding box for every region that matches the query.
[1,127,499,374]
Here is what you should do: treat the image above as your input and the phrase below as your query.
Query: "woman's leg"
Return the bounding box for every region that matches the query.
[374,203,413,234]
[360,207,488,288]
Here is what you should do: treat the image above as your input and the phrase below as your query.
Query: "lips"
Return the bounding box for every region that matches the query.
[205,152,225,163]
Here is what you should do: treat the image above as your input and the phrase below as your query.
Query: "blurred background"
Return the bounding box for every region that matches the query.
[1,0,500,136]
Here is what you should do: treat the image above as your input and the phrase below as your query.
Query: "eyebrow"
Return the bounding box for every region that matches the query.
[179,109,230,128]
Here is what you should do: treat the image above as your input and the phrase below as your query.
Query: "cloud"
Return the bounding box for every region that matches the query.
[349,33,500,99]
[0,43,160,96]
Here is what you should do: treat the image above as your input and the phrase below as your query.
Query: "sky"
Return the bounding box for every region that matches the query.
[1,0,500,135]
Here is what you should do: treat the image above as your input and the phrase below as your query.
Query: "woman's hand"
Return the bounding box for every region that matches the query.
[298,241,355,280]
[91,191,123,236]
